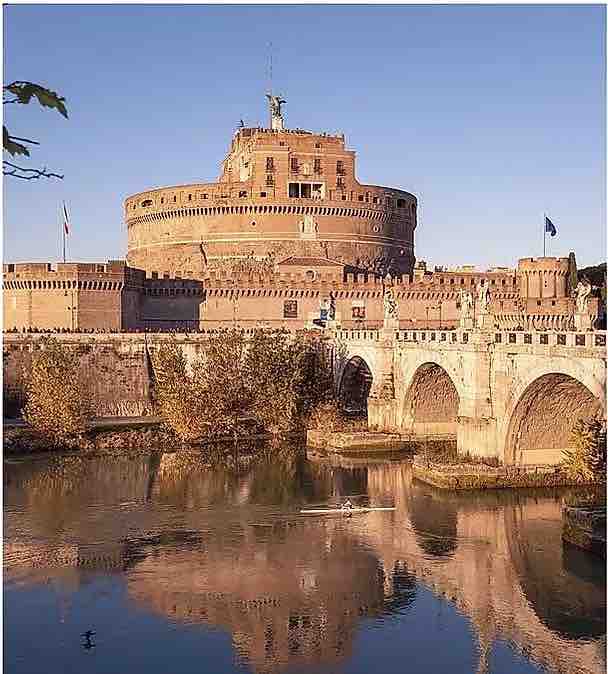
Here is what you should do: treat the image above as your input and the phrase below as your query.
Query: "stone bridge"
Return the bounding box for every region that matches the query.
[331,327,607,465]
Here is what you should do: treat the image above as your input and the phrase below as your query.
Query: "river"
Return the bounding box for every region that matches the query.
[4,447,606,674]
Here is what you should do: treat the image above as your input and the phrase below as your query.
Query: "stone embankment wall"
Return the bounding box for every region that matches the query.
[3,334,155,418]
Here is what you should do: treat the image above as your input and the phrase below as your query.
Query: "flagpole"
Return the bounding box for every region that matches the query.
[63,207,66,263]
[543,212,546,258]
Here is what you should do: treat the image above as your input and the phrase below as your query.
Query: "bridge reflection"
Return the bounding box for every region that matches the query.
[4,452,606,674]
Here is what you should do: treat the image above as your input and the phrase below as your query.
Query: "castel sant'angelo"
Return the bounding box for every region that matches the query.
[3,95,602,332]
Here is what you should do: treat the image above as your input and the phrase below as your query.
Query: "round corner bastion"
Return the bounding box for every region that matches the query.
[125,124,418,280]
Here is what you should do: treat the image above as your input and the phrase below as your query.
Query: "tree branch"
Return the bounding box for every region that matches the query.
[3,160,63,180]
[7,135,40,146]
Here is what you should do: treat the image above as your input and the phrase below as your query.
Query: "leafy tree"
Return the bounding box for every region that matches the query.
[193,329,254,439]
[23,339,90,444]
[151,341,209,443]
[3,81,68,180]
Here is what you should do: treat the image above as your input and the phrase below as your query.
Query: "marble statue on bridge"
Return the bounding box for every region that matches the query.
[575,278,592,314]
[383,288,398,320]
[477,282,490,314]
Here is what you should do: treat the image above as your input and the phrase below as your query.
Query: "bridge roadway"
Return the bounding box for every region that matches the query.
[332,326,607,466]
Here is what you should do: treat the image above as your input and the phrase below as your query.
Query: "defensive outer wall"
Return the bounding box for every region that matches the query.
[3,257,600,333]
[3,326,606,466]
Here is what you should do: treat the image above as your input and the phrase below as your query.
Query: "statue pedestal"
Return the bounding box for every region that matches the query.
[476,312,493,331]
[459,317,474,330]
[574,312,592,332]
[383,318,399,331]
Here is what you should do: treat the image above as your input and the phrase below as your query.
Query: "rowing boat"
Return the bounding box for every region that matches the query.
[300,507,396,514]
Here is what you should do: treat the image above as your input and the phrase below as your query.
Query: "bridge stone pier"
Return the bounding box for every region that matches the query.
[331,327,607,465]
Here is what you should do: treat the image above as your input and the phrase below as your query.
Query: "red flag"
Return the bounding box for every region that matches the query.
[62,202,70,235]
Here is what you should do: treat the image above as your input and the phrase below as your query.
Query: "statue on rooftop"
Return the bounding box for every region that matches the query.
[266,94,286,131]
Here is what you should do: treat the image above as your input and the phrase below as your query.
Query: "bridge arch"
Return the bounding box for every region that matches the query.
[337,355,373,415]
[399,360,461,438]
[502,363,605,465]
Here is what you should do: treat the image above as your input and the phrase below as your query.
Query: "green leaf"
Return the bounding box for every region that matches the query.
[3,126,30,157]
[5,82,68,119]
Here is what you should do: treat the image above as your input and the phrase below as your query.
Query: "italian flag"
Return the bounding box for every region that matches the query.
[63,202,70,235]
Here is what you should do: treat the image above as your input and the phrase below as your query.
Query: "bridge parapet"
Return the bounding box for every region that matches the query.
[333,327,606,354]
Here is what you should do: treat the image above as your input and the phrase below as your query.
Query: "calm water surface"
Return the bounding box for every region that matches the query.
[4,447,606,674]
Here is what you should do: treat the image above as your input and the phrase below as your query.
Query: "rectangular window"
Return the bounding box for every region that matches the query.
[336,176,344,188]
[290,157,299,173]
[314,158,322,174]
[336,160,345,175]
[358,195,364,202]
[260,191,267,197]
[151,272,158,279]
[283,300,298,318]
[312,183,322,199]
[397,199,406,208]
[301,183,311,199]
[289,183,300,198]
[266,175,274,186]
[266,157,274,172]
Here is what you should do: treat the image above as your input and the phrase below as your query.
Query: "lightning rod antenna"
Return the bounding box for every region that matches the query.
[268,41,273,95]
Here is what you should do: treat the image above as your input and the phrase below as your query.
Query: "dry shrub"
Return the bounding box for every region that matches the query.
[152,330,337,443]
[23,339,91,445]
[562,417,607,483]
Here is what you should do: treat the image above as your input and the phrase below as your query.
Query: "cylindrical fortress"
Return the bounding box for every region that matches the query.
[125,115,417,279]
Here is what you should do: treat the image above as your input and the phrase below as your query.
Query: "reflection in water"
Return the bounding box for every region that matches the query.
[4,449,606,674]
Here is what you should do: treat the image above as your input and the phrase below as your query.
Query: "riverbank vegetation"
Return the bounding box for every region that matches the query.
[152,329,337,443]
[22,338,91,446]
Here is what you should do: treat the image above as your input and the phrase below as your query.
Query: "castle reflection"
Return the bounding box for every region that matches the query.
[4,450,606,674]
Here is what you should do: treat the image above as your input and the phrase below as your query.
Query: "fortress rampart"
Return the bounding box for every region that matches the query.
[3,256,599,333]
[2,261,145,332]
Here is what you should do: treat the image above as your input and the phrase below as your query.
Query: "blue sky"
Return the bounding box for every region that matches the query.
[3,4,606,268]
